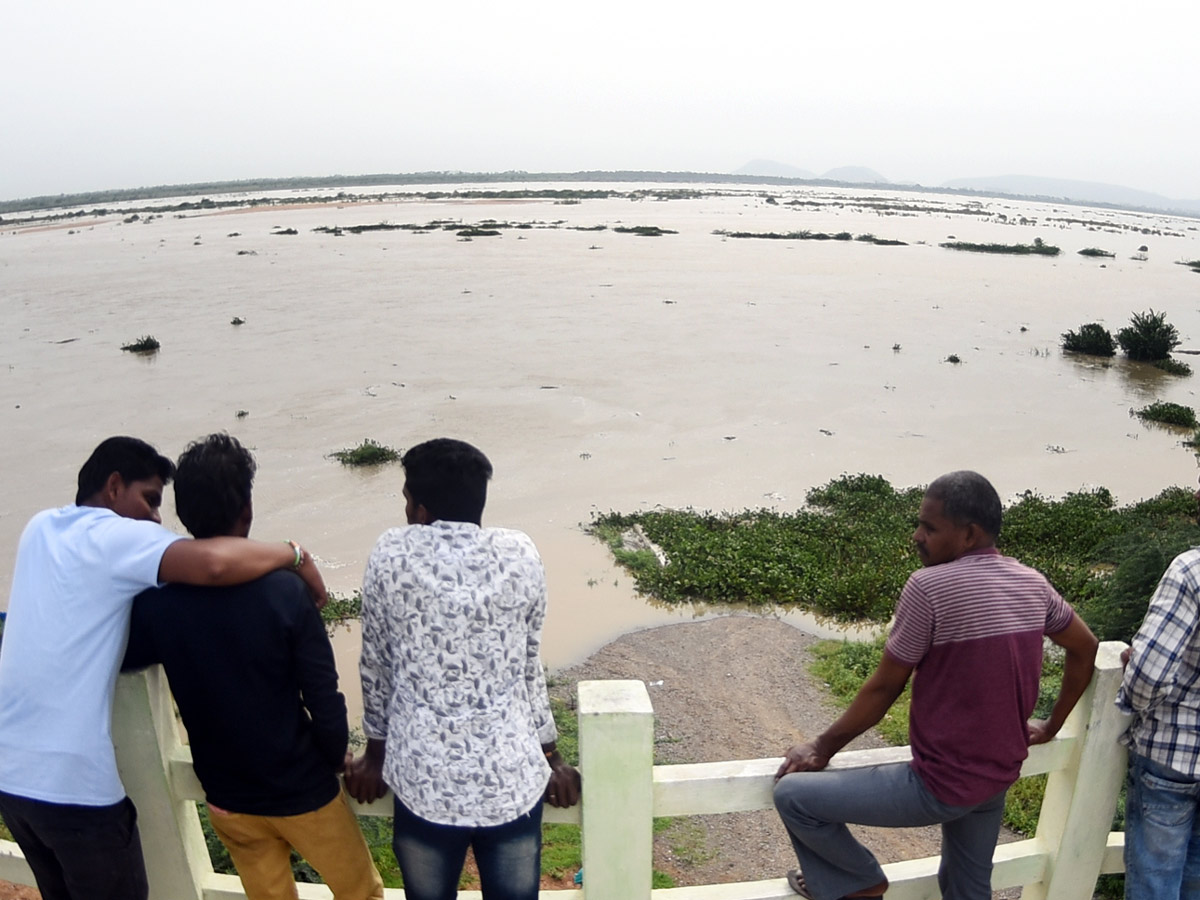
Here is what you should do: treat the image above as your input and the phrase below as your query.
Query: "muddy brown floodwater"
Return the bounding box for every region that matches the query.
[2,181,1199,682]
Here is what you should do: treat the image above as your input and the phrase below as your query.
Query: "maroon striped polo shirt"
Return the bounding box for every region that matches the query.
[884,547,1074,806]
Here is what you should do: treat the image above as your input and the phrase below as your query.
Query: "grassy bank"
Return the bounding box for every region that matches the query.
[589,473,1200,642]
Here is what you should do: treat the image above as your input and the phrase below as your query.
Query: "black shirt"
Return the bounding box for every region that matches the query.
[123,570,346,816]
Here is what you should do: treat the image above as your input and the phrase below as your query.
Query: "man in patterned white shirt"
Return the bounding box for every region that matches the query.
[344,437,580,900]
[1118,482,1200,900]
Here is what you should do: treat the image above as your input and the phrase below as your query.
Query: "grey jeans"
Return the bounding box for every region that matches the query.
[773,761,1006,900]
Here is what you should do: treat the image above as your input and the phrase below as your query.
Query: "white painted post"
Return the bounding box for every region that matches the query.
[113,667,213,900]
[0,840,34,888]
[578,680,654,900]
[1022,641,1129,900]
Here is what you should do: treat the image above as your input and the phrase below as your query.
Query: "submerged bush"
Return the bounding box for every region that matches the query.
[939,237,1060,256]
[1133,401,1197,428]
[120,335,160,353]
[329,439,401,466]
[1153,357,1193,377]
[613,225,677,237]
[1061,323,1116,357]
[1118,309,1180,361]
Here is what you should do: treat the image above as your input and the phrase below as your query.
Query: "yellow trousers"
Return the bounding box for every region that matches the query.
[208,790,384,900]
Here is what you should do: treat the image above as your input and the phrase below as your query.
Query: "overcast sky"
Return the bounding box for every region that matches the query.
[3,0,1198,202]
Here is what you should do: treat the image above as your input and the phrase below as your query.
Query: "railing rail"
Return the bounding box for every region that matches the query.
[0,641,1130,900]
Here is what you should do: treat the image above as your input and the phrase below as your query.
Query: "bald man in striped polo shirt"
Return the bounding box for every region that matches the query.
[773,470,1098,900]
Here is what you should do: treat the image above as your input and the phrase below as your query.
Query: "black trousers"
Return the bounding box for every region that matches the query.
[0,789,148,900]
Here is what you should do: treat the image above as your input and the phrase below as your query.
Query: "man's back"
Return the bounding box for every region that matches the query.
[0,505,180,806]
[886,549,1074,805]
[360,519,557,827]
[124,570,347,815]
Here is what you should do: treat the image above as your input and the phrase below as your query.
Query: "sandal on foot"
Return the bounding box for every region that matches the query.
[785,868,884,900]
[786,869,815,898]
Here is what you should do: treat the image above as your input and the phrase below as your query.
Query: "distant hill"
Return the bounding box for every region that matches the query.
[943,174,1200,216]
[821,166,889,184]
[735,159,816,179]
[734,161,891,185]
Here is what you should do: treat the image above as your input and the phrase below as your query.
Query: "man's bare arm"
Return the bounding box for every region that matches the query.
[158,538,327,606]
[776,653,913,779]
[1027,612,1099,744]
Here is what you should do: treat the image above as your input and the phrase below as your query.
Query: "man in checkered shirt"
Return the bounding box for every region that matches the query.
[1118,519,1200,900]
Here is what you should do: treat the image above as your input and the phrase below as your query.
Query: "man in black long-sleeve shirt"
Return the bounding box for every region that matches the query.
[123,434,383,900]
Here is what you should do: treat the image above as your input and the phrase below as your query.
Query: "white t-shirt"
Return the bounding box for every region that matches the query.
[0,506,182,805]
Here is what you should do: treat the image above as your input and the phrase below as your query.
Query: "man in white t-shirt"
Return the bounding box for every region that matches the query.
[0,435,327,900]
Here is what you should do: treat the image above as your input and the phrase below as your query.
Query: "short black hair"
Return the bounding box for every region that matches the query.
[173,433,257,539]
[402,438,493,525]
[925,470,1003,539]
[75,436,175,505]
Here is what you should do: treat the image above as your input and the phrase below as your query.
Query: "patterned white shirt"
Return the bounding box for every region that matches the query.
[1118,547,1200,777]
[360,520,557,826]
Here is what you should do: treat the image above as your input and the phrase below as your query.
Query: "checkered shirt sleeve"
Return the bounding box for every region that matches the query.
[1117,548,1200,776]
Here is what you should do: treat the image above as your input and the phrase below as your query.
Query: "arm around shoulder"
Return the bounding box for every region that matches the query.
[158,538,327,605]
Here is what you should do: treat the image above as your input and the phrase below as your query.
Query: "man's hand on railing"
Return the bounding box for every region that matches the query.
[775,741,832,781]
[544,748,580,811]
[343,738,389,804]
[1026,718,1059,746]
[544,748,582,808]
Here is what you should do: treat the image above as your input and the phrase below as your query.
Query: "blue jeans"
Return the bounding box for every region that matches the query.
[0,790,148,900]
[774,761,1006,900]
[1125,752,1200,900]
[391,797,543,900]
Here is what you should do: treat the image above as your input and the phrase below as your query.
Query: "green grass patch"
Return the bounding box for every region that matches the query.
[1133,401,1197,428]
[321,590,363,634]
[541,823,582,878]
[939,238,1060,256]
[809,636,910,744]
[329,439,401,467]
[121,334,160,353]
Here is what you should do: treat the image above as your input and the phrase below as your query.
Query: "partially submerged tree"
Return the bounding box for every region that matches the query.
[1062,323,1116,357]
[1118,309,1180,361]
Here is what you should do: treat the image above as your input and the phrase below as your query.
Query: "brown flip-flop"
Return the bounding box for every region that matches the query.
[785,869,884,900]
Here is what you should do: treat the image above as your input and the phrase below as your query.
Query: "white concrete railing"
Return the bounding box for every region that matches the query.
[0,641,1130,900]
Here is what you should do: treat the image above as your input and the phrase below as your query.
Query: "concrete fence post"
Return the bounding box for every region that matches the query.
[113,667,212,900]
[1022,641,1129,900]
[578,679,654,900]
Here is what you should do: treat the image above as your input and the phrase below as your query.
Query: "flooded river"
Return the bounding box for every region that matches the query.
[3,182,1199,709]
